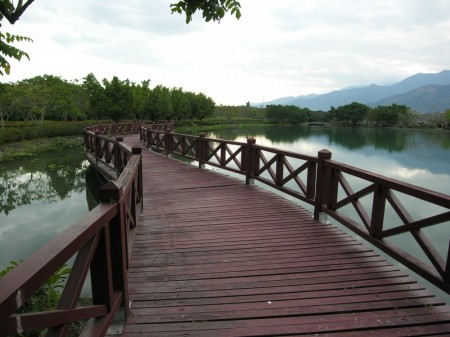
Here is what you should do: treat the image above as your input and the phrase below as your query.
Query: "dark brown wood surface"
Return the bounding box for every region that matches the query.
[120,135,450,337]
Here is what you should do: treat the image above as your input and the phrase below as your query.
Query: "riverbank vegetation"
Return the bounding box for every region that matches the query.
[0,74,215,126]
[1,261,87,336]
[1,74,449,154]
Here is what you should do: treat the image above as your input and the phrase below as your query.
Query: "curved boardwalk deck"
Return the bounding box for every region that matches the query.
[120,135,450,336]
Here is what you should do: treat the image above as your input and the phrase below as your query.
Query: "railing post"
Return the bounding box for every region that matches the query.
[182,136,187,156]
[198,133,206,169]
[246,137,256,185]
[220,142,226,166]
[83,128,89,151]
[314,149,332,221]
[371,184,387,238]
[146,128,151,148]
[99,181,130,318]
[165,131,172,157]
[276,154,283,186]
[95,132,101,163]
[115,137,124,173]
[306,161,317,200]
[132,146,144,217]
[139,125,144,144]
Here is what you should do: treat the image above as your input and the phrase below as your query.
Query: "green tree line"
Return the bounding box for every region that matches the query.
[265,105,311,124]
[214,101,449,128]
[0,74,216,126]
[328,102,415,127]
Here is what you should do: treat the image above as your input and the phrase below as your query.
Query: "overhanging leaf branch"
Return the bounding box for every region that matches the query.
[0,0,35,24]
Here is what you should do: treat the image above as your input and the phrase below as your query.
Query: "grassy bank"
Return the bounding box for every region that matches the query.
[0,136,84,161]
[0,120,111,161]
[0,121,88,145]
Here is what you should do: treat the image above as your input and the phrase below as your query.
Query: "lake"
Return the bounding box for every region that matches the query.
[207,125,450,195]
[0,125,449,300]
[0,145,101,270]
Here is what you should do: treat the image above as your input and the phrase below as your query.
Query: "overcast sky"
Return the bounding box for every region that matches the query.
[2,0,449,105]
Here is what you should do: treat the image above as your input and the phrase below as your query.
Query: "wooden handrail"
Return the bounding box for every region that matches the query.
[140,124,450,295]
[319,156,450,294]
[1,122,448,336]
[0,124,144,337]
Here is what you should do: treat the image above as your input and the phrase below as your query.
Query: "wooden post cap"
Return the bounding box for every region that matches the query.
[318,149,332,159]
[99,181,123,203]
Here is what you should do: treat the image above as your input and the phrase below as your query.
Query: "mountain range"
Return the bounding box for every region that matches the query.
[255,70,450,113]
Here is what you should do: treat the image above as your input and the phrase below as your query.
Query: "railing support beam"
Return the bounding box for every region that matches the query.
[314,149,332,220]
[246,137,256,185]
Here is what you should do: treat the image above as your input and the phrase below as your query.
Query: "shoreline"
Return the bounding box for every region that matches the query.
[0,136,84,161]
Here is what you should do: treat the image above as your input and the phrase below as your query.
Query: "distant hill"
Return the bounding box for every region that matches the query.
[372,84,450,113]
[255,70,450,113]
[257,94,318,106]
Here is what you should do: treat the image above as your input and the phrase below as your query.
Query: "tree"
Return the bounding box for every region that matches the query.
[11,75,83,126]
[102,76,133,122]
[170,87,190,120]
[130,80,151,121]
[266,105,309,124]
[83,73,107,120]
[334,102,369,125]
[369,104,411,127]
[445,109,450,128]
[145,84,173,121]
[193,92,215,120]
[0,0,34,75]
[171,0,241,23]
[0,82,14,127]
[370,105,398,126]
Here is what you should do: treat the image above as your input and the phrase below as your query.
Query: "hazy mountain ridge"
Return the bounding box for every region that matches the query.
[372,84,450,113]
[256,70,450,113]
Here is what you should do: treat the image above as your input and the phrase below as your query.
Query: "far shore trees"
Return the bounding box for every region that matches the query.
[368,104,412,127]
[330,102,369,125]
[266,105,310,124]
[0,73,216,123]
[445,109,450,128]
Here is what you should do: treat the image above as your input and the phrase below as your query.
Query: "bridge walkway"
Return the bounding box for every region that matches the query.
[119,134,450,336]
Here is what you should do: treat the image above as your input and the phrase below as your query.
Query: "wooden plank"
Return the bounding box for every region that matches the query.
[118,134,450,336]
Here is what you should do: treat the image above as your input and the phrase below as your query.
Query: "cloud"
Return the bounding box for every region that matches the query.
[2,0,450,105]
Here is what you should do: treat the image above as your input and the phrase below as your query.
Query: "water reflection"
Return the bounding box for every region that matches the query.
[0,147,88,215]
[0,146,91,269]
[209,125,450,189]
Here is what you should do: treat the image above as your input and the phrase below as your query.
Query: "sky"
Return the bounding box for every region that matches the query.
[2,0,450,105]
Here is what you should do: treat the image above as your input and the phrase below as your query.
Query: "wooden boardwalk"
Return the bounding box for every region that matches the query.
[120,135,450,336]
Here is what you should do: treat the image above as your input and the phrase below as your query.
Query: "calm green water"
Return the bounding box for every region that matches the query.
[0,146,98,270]
[208,125,450,195]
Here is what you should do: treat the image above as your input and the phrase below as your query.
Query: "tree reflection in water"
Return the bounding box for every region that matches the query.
[0,147,88,215]
[0,145,105,269]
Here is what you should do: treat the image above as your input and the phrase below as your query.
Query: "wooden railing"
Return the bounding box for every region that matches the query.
[1,122,448,336]
[140,125,450,295]
[0,125,143,337]
[316,152,450,294]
